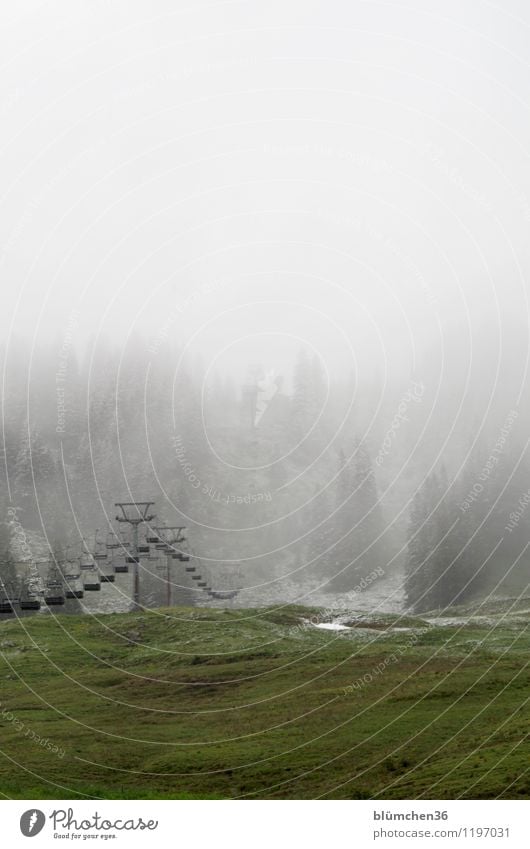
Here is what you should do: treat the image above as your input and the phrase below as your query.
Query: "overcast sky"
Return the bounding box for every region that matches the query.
[1,0,529,385]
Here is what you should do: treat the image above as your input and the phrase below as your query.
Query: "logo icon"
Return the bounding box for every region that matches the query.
[20,809,45,837]
[254,368,279,426]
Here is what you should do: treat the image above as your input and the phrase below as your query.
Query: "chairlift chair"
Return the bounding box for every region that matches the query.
[64,569,83,598]
[20,576,42,609]
[106,532,120,550]
[99,567,115,583]
[83,576,101,591]
[44,586,65,605]
[20,597,41,610]
[65,576,84,598]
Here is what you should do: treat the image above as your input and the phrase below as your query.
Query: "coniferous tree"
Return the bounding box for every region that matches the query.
[405,473,443,612]
[13,424,57,530]
[326,441,387,593]
[0,506,17,597]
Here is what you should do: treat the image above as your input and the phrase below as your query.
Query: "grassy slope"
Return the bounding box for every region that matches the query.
[0,602,529,799]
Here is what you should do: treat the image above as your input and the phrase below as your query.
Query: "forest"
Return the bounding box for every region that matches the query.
[1,318,529,614]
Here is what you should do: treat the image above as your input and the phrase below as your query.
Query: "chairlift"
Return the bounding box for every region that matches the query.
[63,559,80,578]
[114,560,129,573]
[198,581,207,588]
[126,556,140,564]
[137,545,150,554]
[0,599,13,613]
[20,597,41,610]
[191,575,201,581]
[44,587,65,605]
[99,567,115,583]
[44,563,66,605]
[65,575,84,598]
[83,576,101,591]
[106,532,121,550]
[185,565,195,572]
[20,576,42,610]
[146,535,159,544]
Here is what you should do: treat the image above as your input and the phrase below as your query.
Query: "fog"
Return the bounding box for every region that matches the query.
[1,1,529,612]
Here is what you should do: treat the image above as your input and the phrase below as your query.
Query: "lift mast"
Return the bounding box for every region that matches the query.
[115,501,156,609]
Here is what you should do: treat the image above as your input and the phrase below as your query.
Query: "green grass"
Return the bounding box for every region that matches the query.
[0,602,529,799]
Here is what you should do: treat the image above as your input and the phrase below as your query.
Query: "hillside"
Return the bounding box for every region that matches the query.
[0,600,529,799]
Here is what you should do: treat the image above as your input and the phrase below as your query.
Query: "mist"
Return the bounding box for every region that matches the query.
[1,0,530,613]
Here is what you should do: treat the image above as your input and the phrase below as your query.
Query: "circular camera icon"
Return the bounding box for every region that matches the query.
[20,809,46,837]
